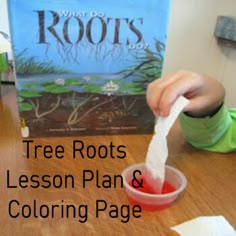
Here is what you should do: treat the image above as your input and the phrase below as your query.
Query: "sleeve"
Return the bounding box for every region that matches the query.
[179,104,236,153]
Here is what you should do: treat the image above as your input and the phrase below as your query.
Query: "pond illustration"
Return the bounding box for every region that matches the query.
[17,73,155,137]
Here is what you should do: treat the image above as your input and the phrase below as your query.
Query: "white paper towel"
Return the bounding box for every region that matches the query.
[0,34,11,54]
[171,216,236,236]
[145,96,190,193]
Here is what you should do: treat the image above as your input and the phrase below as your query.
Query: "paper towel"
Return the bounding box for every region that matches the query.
[0,34,11,54]
[145,96,190,193]
[171,216,236,236]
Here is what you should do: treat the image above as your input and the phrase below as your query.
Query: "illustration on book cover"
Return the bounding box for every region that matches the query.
[8,0,170,137]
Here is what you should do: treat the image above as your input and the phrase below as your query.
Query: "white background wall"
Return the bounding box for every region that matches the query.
[0,0,10,37]
[163,0,236,107]
[0,0,12,59]
[1,0,236,107]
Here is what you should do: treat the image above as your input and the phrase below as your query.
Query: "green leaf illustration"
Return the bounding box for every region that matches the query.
[44,84,71,94]
[19,90,42,98]
[83,84,102,93]
[19,102,34,111]
[65,78,82,85]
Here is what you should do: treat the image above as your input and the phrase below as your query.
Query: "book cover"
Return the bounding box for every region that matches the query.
[8,0,171,137]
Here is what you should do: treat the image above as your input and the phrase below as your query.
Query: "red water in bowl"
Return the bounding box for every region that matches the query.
[128,177,176,211]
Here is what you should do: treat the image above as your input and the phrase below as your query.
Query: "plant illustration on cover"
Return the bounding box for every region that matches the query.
[8,0,170,137]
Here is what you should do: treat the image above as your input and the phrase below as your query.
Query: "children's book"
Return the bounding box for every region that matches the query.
[8,0,171,137]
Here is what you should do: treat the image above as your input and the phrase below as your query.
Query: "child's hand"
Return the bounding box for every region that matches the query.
[146,70,225,117]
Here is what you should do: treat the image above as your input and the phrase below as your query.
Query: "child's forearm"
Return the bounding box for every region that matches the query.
[179,104,236,153]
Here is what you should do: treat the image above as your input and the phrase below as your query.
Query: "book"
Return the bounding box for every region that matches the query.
[8,0,171,137]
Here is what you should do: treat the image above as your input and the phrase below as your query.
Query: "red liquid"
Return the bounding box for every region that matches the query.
[128,177,176,211]
[129,177,176,194]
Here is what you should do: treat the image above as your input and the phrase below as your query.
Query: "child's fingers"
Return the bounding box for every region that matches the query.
[146,71,184,115]
[158,73,203,116]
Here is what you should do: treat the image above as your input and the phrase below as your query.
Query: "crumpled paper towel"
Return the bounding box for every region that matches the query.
[145,96,190,193]
[0,34,11,54]
[171,216,236,236]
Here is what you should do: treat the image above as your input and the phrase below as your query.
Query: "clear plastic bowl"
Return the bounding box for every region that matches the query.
[122,163,187,211]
